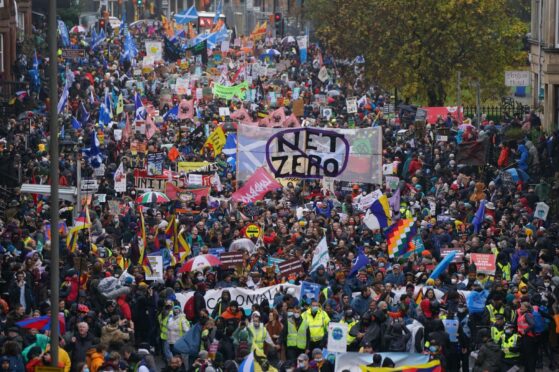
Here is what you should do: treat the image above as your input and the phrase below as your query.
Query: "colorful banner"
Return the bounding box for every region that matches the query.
[470,253,496,274]
[237,124,382,183]
[212,81,249,100]
[336,352,430,372]
[201,127,226,155]
[360,360,441,372]
[177,161,217,174]
[231,167,282,204]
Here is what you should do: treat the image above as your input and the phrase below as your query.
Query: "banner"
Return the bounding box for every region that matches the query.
[147,153,165,176]
[360,360,441,372]
[231,167,282,204]
[219,251,245,268]
[212,81,249,100]
[300,281,321,303]
[470,253,496,274]
[355,190,383,211]
[327,322,348,353]
[114,162,127,192]
[204,283,301,311]
[456,138,488,166]
[201,127,226,155]
[237,124,382,183]
[134,169,182,191]
[278,258,304,276]
[336,352,430,372]
[145,41,163,60]
[177,161,218,174]
[145,255,164,281]
[165,182,209,204]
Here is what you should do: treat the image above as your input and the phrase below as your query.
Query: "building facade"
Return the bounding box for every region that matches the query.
[0,0,31,81]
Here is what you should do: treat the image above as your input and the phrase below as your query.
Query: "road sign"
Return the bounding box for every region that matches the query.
[245,224,262,238]
[505,71,530,87]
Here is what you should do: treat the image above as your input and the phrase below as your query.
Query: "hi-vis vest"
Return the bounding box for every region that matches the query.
[497,262,511,280]
[486,304,514,324]
[303,310,329,342]
[340,319,358,345]
[516,309,534,337]
[501,334,520,359]
[158,313,171,341]
[286,319,308,349]
[249,325,266,351]
[490,327,504,344]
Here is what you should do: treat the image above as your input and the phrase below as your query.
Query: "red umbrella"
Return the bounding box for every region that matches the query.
[16,313,66,334]
[178,254,221,273]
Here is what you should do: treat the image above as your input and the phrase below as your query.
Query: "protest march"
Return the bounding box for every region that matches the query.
[0,2,559,372]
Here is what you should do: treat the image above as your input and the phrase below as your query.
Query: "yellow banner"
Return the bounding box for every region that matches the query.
[201,127,226,156]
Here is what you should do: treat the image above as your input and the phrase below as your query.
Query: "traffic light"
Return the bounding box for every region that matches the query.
[274,12,283,37]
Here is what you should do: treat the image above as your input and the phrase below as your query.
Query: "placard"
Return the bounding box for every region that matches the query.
[267,257,285,274]
[188,174,204,185]
[292,99,304,117]
[534,202,549,221]
[147,152,165,176]
[346,98,358,114]
[441,248,464,263]
[175,77,190,95]
[219,107,231,117]
[300,281,321,303]
[385,176,400,191]
[145,255,164,280]
[220,251,245,268]
[470,253,496,275]
[145,41,163,60]
[278,258,304,276]
[327,322,348,353]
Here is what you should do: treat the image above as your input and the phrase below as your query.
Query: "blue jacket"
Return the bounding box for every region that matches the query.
[518,144,529,171]
[173,323,202,357]
[350,294,372,316]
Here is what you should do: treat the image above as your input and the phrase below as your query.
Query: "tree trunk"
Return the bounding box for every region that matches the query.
[427,80,446,106]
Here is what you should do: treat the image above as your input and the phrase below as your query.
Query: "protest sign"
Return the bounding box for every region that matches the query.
[346,98,358,114]
[534,202,549,221]
[278,258,304,276]
[231,167,282,204]
[204,283,301,311]
[145,41,163,60]
[219,251,245,269]
[356,190,383,211]
[177,161,217,174]
[147,152,165,176]
[145,255,164,281]
[441,248,465,263]
[300,281,321,303]
[245,224,262,238]
[385,176,400,190]
[470,253,496,274]
[267,257,285,274]
[327,322,348,353]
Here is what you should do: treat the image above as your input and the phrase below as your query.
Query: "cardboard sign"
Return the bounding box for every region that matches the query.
[385,176,400,191]
[470,253,496,275]
[327,322,348,353]
[245,224,262,238]
[62,49,86,59]
[292,99,304,117]
[346,98,358,114]
[278,258,304,276]
[220,251,245,268]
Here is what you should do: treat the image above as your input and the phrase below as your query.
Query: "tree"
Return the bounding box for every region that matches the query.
[305,0,527,106]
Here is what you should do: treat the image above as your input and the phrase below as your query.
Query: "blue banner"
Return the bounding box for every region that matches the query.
[300,281,321,304]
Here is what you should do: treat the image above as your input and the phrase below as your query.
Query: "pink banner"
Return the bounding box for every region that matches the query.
[423,106,463,124]
[232,168,282,204]
[178,99,194,120]
[268,107,286,127]
[230,107,252,123]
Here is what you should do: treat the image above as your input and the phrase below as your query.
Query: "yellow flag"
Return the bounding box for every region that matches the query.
[201,127,226,156]
[116,93,124,115]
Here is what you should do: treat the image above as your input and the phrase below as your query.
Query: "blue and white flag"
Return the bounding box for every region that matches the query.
[71,116,81,130]
[57,85,69,114]
[57,20,70,47]
[222,133,237,158]
[213,0,223,24]
[238,351,255,372]
[348,247,369,276]
[300,281,321,303]
[310,237,329,273]
[174,5,198,24]
[83,131,103,168]
[472,200,486,234]
[134,93,146,121]
[99,104,111,127]
[91,28,106,50]
[29,50,40,90]
[79,102,90,126]
[59,123,65,138]
[104,92,113,119]
[163,105,179,121]
[207,24,228,49]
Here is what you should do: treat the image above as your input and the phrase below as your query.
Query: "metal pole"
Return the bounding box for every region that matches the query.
[538,0,543,105]
[476,80,481,128]
[48,0,60,365]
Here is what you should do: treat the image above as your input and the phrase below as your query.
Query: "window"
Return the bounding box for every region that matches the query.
[532,0,540,41]
[0,0,4,8]
[0,33,4,73]
[17,12,25,41]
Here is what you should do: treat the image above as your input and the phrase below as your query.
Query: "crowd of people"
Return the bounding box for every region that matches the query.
[0,9,559,372]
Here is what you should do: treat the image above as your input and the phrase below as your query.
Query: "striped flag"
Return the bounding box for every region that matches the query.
[386,219,417,258]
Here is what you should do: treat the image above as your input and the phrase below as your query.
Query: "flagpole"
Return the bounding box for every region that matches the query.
[48,0,60,365]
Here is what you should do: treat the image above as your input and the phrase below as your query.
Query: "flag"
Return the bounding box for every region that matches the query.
[138,208,149,272]
[98,103,111,127]
[386,218,417,258]
[349,248,369,276]
[82,131,103,168]
[455,138,488,166]
[134,92,147,121]
[104,92,113,118]
[29,50,40,90]
[89,89,95,105]
[59,123,65,138]
[363,194,392,230]
[187,39,208,64]
[239,351,255,372]
[57,20,70,47]
[472,200,486,234]
[389,187,401,213]
[174,5,198,24]
[78,102,90,126]
[91,28,106,50]
[188,22,197,39]
[161,15,175,39]
[359,359,441,372]
[223,133,237,160]
[164,37,184,62]
[213,0,223,24]
[163,105,179,121]
[116,93,124,115]
[57,85,69,114]
[415,289,423,305]
[66,208,92,252]
[201,126,226,156]
[310,237,329,273]
[122,113,132,142]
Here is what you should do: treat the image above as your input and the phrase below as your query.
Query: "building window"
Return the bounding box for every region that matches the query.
[17,12,25,41]
[532,0,540,41]
[0,0,4,8]
[0,34,4,73]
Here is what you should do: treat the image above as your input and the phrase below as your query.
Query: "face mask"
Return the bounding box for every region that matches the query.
[315,357,323,363]
[429,346,439,352]
[288,280,295,284]
[505,329,513,335]
[451,279,457,284]
[294,313,301,319]
[458,307,466,313]
[544,282,551,287]
[287,312,294,318]
[312,306,319,313]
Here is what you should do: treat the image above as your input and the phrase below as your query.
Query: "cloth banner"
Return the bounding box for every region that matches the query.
[231,167,282,203]
[212,81,249,100]
[237,124,382,183]
[336,352,430,372]
[203,283,301,311]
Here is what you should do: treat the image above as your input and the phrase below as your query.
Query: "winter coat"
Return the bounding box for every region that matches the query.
[100,324,130,346]
[350,295,372,316]
[86,350,105,372]
[517,144,529,171]
[473,340,503,372]
[68,332,96,369]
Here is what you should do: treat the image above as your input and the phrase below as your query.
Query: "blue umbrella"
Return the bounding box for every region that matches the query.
[429,250,456,280]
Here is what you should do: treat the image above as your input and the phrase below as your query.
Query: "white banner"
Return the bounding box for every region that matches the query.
[203,283,301,311]
[355,190,383,211]
[327,322,348,353]
[114,162,126,193]
[310,237,329,273]
[145,41,163,60]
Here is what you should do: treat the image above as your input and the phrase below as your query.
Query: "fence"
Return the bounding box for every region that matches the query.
[463,99,531,123]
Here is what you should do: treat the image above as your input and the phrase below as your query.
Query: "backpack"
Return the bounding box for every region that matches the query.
[184,295,196,321]
[532,307,548,334]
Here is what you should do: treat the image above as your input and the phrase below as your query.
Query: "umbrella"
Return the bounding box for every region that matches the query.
[17,111,36,120]
[178,254,221,273]
[229,238,256,254]
[282,36,295,43]
[70,25,86,33]
[17,313,66,334]
[136,191,171,204]
[429,250,456,280]
[505,168,529,182]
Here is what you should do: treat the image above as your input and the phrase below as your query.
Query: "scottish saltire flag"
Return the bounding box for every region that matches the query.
[57,20,70,47]
[57,85,69,114]
[207,24,228,49]
[239,351,255,372]
[29,50,40,90]
[71,117,81,130]
[59,123,65,138]
[213,0,223,24]
[386,218,417,258]
[363,194,392,230]
[223,133,237,158]
[82,131,103,168]
[91,28,106,50]
[98,103,111,127]
[174,5,198,24]
[472,200,486,233]
[349,247,369,276]
[79,102,90,126]
[104,92,113,119]
[134,93,147,121]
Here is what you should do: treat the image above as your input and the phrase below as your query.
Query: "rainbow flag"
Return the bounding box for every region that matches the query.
[360,360,441,372]
[386,218,417,258]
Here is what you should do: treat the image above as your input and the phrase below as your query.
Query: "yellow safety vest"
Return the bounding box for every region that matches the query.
[303,310,329,342]
[490,327,504,344]
[501,334,520,359]
[497,262,511,281]
[286,319,308,349]
[486,304,506,324]
[249,325,266,351]
[340,319,358,345]
[158,313,170,341]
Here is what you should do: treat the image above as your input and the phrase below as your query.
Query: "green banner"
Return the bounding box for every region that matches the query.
[212,81,249,100]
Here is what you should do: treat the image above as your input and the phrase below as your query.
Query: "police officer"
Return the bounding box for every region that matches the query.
[302,299,330,350]
[500,323,520,372]
[282,306,308,360]
[482,294,515,326]
[490,314,506,344]
[339,309,358,351]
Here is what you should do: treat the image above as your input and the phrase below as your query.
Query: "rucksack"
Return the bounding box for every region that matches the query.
[532,307,548,334]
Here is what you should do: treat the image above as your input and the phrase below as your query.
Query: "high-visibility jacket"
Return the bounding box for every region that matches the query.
[490,326,504,344]
[501,333,520,359]
[158,313,171,341]
[302,309,330,342]
[286,319,308,349]
[516,310,534,337]
[249,324,267,351]
[486,304,514,324]
[340,319,358,345]
[497,262,511,280]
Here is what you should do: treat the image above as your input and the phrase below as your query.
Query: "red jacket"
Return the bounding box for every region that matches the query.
[117,295,132,320]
